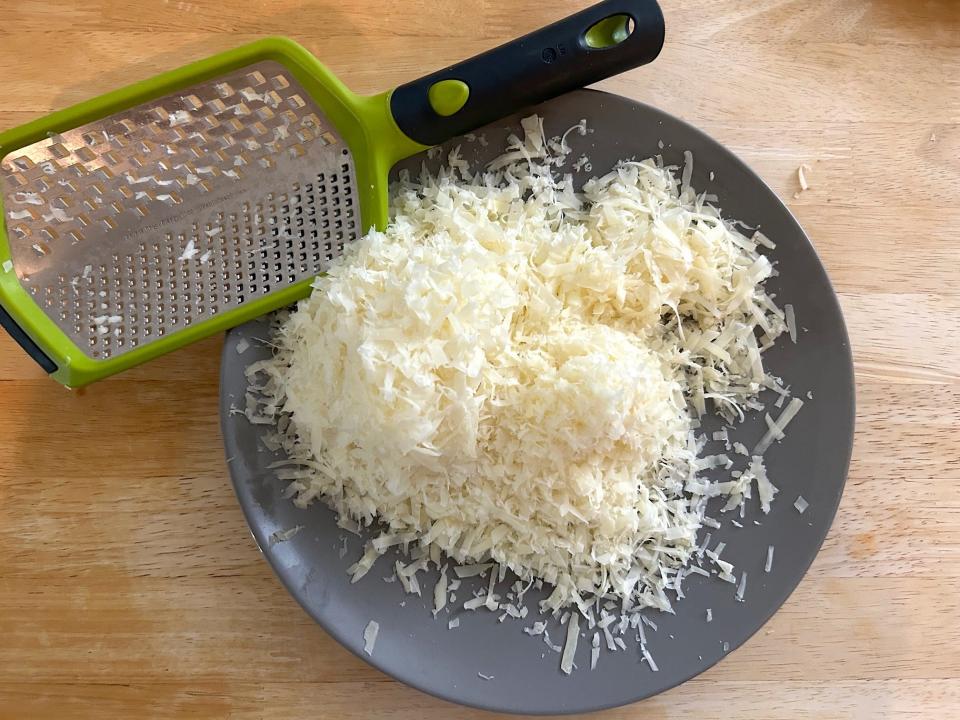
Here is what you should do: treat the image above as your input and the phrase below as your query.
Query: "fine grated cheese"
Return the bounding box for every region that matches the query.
[454,564,493,579]
[524,621,547,637]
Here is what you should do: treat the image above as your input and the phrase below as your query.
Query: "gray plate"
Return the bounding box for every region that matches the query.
[219,90,855,715]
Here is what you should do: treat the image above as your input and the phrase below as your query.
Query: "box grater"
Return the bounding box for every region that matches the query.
[0,1,664,386]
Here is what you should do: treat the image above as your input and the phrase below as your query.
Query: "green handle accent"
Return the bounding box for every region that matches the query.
[428,79,471,117]
[584,14,634,48]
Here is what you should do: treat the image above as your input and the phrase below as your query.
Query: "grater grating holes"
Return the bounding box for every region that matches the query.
[2,62,360,360]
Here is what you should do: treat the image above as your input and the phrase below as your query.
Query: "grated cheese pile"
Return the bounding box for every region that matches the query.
[247,116,791,618]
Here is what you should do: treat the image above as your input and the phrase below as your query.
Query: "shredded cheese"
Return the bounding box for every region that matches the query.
[794,163,812,198]
[641,643,659,671]
[560,613,580,674]
[363,620,379,656]
[268,525,303,545]
[246,114,795,633]
[434,566,449,614]
[178,238,198,261]
[754,398,804,455]
[784,304,797,343]
[735,571,748,602]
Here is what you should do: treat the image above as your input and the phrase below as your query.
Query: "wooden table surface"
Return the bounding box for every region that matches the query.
[1,1,958,718]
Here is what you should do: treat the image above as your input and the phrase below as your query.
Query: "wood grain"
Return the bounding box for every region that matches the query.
[1,1,958,718]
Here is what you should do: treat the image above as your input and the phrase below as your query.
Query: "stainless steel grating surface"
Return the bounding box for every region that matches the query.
[0,60,360,359]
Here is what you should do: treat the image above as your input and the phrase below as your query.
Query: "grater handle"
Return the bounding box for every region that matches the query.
[388,0,664,147]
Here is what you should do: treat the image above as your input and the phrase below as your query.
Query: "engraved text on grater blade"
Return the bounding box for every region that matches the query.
[0,61,359,360]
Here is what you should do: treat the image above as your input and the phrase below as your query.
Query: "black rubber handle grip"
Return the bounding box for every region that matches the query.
[390,0,665,147]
